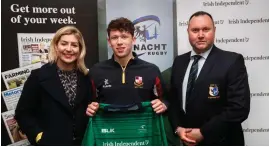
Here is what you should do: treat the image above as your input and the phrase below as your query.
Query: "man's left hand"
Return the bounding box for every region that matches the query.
[151,99,167,114]
[186,128,204,143]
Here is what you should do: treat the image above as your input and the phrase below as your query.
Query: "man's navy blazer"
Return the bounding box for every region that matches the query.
[168,45,250,145]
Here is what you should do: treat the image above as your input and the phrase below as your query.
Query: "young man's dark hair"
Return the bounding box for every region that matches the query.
[107,17,135,37]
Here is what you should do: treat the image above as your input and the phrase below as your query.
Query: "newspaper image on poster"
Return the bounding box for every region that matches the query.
[2,110,30,145]
[17,33,54,67]
[8,139,30,146]
[1,62,41,89]
[1,87,23,111]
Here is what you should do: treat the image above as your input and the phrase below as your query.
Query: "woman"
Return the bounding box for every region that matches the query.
[15,26,93,145]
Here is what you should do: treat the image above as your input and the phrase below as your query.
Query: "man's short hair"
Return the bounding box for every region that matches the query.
[107,17,135,37]
[189,11,214,25]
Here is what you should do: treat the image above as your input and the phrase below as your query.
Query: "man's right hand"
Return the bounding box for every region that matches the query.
[176,127,196,146]
[86,102,99,116]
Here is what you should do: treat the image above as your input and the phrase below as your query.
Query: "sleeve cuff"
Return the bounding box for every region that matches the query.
[35,132,43,143]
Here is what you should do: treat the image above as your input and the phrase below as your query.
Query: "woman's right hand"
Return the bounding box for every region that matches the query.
[86,102,99,116]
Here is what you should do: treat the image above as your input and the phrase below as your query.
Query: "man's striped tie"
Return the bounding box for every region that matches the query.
[186,55,202,106]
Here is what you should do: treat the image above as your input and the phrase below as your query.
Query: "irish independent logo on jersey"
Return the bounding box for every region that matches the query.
[134,76,143,88]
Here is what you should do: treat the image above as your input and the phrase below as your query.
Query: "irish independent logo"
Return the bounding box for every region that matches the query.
[208,84,220,99]
[134,76,143,88]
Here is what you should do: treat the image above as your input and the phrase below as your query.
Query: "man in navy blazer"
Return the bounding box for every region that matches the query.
[168,11,250,145]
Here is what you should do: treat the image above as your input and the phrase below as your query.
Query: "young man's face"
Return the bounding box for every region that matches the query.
[187,15,216,54]
[108,30,136,59]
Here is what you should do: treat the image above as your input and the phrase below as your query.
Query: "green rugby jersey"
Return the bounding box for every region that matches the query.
[82,102,168,146]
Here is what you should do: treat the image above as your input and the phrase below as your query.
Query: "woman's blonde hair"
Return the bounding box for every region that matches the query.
[48,25,88,75]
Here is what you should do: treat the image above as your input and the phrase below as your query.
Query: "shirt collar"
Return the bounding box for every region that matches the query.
[111,52,137,61]
[109,52,138,66]
[190,45,213,60]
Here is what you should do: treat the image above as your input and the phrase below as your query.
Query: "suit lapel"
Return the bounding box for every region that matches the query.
[74,71,88,108]
[187,46,219,104]
[196,46,219,84]
[173,52,191,108]
[179,54,191,109]
[39,64,73,114]
[179,53,191,87]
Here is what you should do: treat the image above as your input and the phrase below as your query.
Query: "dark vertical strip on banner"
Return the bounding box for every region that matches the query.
[97,0,109,62]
